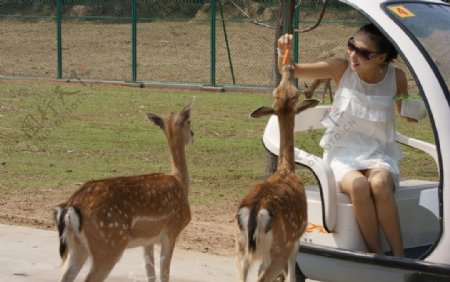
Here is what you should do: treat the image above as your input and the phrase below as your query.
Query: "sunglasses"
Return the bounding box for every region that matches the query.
[347,37,382,60]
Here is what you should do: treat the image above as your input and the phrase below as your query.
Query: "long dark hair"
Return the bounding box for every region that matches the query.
[358,23,398,63]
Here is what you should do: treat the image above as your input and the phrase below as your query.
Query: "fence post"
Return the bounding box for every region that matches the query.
[56,0,62,79]
[209,0,216,86]
[131,0,137,82]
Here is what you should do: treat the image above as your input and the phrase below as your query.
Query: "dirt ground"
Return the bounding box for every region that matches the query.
[0,184,237,257]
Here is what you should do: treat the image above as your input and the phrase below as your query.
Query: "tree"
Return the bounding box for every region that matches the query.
[265,0,296,178]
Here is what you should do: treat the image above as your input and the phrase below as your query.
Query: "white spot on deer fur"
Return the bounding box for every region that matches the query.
[99,221,104,227]
[107,212,111,217]
[109,223,114,228]
[114,222,119,227]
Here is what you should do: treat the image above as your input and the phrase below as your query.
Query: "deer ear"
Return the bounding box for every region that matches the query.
[177,100,193,125]
[250,106,275,118]
[294,99,320,114]
[146,113,165,129]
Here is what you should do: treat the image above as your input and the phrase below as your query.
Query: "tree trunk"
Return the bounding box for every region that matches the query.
[265,0,295,179]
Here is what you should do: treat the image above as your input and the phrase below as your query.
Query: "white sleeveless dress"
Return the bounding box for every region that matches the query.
[319,63,403,185]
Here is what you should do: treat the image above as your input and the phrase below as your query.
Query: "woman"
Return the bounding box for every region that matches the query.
[278,23,415,257]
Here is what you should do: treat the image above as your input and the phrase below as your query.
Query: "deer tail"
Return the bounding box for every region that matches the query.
[53,204,83,264]
[236,205,272,254]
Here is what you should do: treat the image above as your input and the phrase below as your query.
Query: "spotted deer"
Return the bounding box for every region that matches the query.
[53,101,194,282]
[303,78,333,103]
[235,65,319,282]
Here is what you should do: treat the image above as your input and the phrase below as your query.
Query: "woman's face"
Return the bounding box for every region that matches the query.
[348,32,385,71]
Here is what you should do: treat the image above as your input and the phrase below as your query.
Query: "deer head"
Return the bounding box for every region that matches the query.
[147,101,194,146]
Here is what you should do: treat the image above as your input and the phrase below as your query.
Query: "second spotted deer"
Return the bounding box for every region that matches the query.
[235,64,319,282]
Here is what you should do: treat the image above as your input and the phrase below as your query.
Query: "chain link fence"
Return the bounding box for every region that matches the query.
[0,0,364,89]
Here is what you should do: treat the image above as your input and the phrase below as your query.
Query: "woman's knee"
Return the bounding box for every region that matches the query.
[368,170,394,199]
[342,173,371,200]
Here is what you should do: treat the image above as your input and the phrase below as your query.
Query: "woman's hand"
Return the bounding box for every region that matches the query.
[278,33,294,57]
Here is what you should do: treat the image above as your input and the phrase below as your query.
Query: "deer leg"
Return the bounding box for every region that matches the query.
[326,81,333,103]
[319,81,325,103]
[257,249,290,282]
[59,243,88,282]
[236,248,250,282]
[143,245,156,282]
[285,245,298,282]
[85,249,123,282]
[160,235,177,282]
[322,81,327,104]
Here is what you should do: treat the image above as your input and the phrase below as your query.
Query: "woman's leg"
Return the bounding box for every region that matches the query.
[340,170,382,254]
[366,168,404,257]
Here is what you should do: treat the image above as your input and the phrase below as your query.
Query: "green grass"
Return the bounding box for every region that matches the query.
[0,80,273,204]
[0,79,439,209]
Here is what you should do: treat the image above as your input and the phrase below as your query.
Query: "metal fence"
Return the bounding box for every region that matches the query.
[0,0,363,89]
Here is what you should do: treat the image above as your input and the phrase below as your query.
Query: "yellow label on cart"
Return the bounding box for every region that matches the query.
[389,5,416,18]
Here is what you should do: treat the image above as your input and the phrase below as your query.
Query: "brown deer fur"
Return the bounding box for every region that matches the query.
[53,102,194,282]
[235,65,319,282]
[303,78,333,103]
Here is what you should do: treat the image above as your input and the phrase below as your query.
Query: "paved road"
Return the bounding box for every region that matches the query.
[0,224,317,282]
[0,224,239,281]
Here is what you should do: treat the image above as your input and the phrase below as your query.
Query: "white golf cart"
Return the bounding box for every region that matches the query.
[262,0,449,281]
